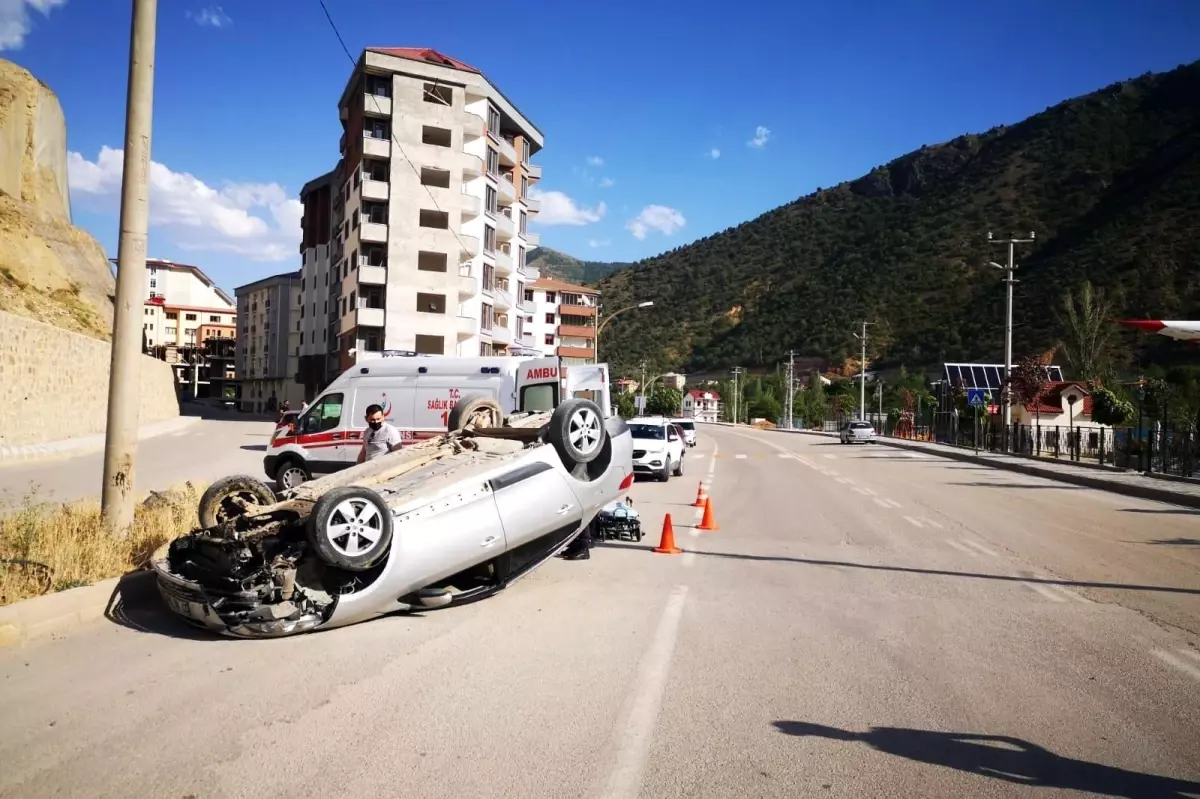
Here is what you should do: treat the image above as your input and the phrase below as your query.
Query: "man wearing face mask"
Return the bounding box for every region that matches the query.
[357,403,403,464]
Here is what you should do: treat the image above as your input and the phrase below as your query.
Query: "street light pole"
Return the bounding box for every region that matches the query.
[784,350,795,429]
[987,231,1036,439]
[731,366,743,425]
[102,0,157,535]
[594,300,653,365]
[853,321,874,421]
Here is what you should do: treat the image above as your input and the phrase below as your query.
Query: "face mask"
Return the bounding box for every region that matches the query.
[368,421,383,431]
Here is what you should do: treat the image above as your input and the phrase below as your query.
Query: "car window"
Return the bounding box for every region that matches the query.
[300,393,344,434]
[676,421,695,431]
[629,424,666,440]
[851,422,872,430]
[520,383,557,413]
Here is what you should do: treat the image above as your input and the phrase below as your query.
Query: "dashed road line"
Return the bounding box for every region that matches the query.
[881,498,902,509]
[920,517,943,529]
[903,515,924,528]
[960,539,997,558]
[1025,582,1069,602]
[776,452,794,459]
[1022,581,1091,603]
[854,486,872,495]
[946,540,975,555]
[872,497,891,509]
[835,477,852,485]
[735,454,747,460]
[1152,649,1200,682]
[823,454,837,460]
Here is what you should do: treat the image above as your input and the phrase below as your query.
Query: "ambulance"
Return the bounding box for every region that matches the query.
[263,353,612,490]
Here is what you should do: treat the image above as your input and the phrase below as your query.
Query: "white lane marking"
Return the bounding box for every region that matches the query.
[688,528,700,538]
[1152,649,1200,683]
[777,452,794,459]
[682,552,696,568]
[1025,582,1068,602]
[903,516,924,528]
[601,585,689,799]
[835,477,852,485]
[946,540,975,555]
[823,454,837,460]
[879,498,902,509]
[735,454,747,460]
[920,517,943,529]
[961,539,997,558]
[826,470,839,477]
[1177,648,1200,666]
[854,486,872,495]
[872,497,891,509]
[1049,584,1091,603]
[859,486,876,495]
[795,456,816,468]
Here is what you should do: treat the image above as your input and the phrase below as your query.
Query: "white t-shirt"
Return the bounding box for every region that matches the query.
[363,422,403,461]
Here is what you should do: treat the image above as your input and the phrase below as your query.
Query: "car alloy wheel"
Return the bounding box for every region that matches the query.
[568,406,602,458]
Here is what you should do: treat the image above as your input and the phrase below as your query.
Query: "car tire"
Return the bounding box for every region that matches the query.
[548,398,607,467]
[306,485,394,572]
[660,459,671,482]
[198,475,277,528]
[448,395,503,432]
[275,459,311,491]
[673,455,684,477]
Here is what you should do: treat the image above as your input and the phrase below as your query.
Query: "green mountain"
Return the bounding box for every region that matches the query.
[526,247,628,286]
[595,61,1200,377]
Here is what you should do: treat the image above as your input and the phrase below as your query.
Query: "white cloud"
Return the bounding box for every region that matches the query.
[626,205,686,240]
[586,156,604,167]
[710,148,721,160]
[747,126,771,149]
[527,186,606,226]
[587,238,610,248]
[68,146,302,262]
[0,0,66,51]
[598,177,615,188]
[186,5,231,27]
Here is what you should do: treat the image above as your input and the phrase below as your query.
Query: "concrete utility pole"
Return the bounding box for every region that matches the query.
[853,321,875,421]
[731,366,743,425]
[987,231,1036,433]
[102,0,158,535]
[784,351,795,429]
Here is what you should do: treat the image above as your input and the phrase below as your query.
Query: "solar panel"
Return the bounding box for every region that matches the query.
[942,363,1066,389]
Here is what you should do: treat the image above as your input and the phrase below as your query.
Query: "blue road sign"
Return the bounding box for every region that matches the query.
[967,388,987,408]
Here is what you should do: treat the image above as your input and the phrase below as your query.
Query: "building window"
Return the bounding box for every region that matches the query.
[184,313,197,321]
[352,209,360,230]
[521,175,528,199]
[149,278,156,288]
[524,289,534,302]
[545,291,556,304]
[482,264,495,293]
[420,167,451,188]
[483,225,496,253]
[165,326,177,335]
[545,313,556,324]
[165,311,177,320]
[363,159,388,182]
[417,251,447,272]
[486,103,501,137]
[422,125,452,148]
[423,83,452,105]
[365,119,390,140]
[363,202,387,225]
[485,185,497,216]
[481,303,493,330]
[416,293,446,314]
[366,74,391,97]
[486,147,499,177]
[544,334,554,345]
[519,211,527,236]
[518,246,526,270]
[419,210,449,229]
[209,315,220,323]
[414,334,444,354]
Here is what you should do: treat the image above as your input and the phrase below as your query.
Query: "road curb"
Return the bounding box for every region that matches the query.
[873,437,1200,510]
[0,416,201,465]
[0,576,121,648]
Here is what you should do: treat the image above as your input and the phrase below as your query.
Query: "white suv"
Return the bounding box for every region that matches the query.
[670,418,697,447]
[628,416,685,481]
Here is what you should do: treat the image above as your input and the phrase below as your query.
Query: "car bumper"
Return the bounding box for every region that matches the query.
[846,435,876,443]
[632,451,668,474]
[151,551,326,639]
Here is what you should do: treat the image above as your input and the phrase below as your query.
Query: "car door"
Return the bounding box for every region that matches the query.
[391,482,508,583]
[292,392,353,474]
[490,459,584,550]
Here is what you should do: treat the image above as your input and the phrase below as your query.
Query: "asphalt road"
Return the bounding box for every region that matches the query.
[0,416,277,506]
[1,424,1197,798]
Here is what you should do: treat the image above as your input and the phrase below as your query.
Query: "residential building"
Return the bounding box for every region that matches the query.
[1012,381,1107,430]
[523,276,598,364]
[661,373,686,391]
[118,257,237,350]
[294,46,545,398]
[235,271,304,413]
[683,389,721,423]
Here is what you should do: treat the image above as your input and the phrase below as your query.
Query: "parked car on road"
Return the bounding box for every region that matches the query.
[628,416,685,481]
[670,417,697,447]
[839,420,877,444]
[152,392,633,639]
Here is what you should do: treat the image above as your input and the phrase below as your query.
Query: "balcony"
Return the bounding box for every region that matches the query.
[524,231,540,247]
[462,154,484,177]
[457,265,477,298]
[496,136,518,167]
[491,324,513,345]
[360,221,388,243]
[493,287,513,310]
[525,163,542,180]
[497,175,516,206]
[363,135,390,158]
[363,92,391,117]
[362,179,389,201]
[524,196,541,213]
[456,315,478,339]
[457,233,481,258]
[358,264,387,285]
[557,324,596,339]
[460,192,482,218]
[341,306,386,335]
[495,213,514,241]
[560,303,596,317]
[458,109,484,139]
[493,246,513,275]
[556,345,594,359]
[518,298,534,314]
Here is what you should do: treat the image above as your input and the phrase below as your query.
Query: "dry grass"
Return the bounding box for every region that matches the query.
[0,483,203,606]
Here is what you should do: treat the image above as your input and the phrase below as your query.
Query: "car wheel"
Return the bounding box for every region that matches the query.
[548,398,607,466]
[198,475,277,528]
[448,394,503,432]
[275,459,311,491]
[673,455,684,477]
[660,459,671,482]
[306,485,394,572]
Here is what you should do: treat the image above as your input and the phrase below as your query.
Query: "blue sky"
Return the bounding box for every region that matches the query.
[4,0,1199,296]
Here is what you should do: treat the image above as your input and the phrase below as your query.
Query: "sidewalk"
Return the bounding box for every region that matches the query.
[773,427,1200,510]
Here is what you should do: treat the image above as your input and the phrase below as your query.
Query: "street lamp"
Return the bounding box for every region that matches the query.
[594,300,654,364]
[986,230,1036,447]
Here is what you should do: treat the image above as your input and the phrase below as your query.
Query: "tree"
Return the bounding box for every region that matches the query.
[1007,354,1050,425]
[646,387,682,416]
[1090,386,1133,426]
[615,391,637,419]
[1058,281,1115,381]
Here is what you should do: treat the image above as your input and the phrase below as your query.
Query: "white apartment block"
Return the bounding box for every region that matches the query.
[295,47,545,399]
[521,276,599,364]
[234,271,304,413]
[117,258,237,349]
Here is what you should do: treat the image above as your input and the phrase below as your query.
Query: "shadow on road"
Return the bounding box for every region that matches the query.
[772,721,1200,798]
[1123,508,1200,516]
[1143,537,1200,546]
[104,571,223,642]
[597,541,1200,595]
[946,481,1085,490]
[240,444,268,452]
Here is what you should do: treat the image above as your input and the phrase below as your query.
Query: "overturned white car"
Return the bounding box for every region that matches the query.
[152,395,633,638]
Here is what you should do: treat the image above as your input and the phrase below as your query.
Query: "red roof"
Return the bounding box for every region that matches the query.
[367,48,481,74]
[687,389,721,401]
[1025,382,1093,415]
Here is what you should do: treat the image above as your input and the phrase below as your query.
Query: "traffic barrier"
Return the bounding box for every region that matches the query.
[697,497,719,531]
[653,514,684,554]
[692,481,708,508]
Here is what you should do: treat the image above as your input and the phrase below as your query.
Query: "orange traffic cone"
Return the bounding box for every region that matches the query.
[653,514,684,554]
[697,496,719,531]
[692,481,708,508]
